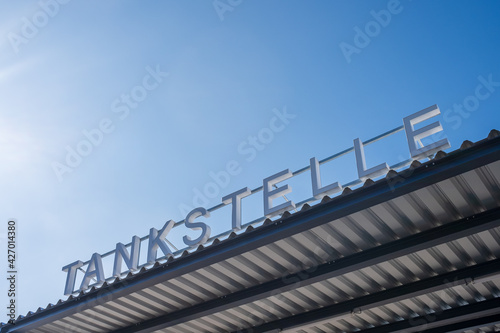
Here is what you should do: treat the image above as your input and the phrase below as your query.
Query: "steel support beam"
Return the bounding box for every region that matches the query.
[353,297,500,333]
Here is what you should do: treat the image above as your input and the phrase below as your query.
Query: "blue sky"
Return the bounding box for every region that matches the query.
[0,0,499,319]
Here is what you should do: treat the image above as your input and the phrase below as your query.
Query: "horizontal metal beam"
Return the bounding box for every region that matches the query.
[423,314,500,333]
[419,314,500,333]
[113,207,500,333]
[235,258,500,333]
[4,136,500,333]
[353,297,500,333]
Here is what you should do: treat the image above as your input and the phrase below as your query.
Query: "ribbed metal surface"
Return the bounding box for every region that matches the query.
[150,227,500,332]
[3,132,500,333]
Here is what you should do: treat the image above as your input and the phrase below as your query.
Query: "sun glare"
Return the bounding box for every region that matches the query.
[0,118,42,173]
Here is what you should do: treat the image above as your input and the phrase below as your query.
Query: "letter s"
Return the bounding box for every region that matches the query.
[183,208,211,247]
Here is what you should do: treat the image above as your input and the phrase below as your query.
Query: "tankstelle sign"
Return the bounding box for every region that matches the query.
[62,104,451,295]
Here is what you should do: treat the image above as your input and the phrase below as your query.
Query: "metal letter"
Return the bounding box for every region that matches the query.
[263,169,296,217]
[62,260,83,295]
[403,104,451,160]
[310,157,342,199]
[183,207,211,247]
[147,220,175,264]
[222,187,252,231]
[113,235,141,277]
[80,253,105,291]
[354,138,390,181]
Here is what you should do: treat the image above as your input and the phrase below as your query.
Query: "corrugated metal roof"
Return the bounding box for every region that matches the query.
[2,129,500,333]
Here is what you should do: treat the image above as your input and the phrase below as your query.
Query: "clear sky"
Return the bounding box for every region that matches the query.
[0,0,499,320]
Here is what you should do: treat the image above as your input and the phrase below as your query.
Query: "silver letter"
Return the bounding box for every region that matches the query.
[310,157,342,199]
[222,187,252,231]
[62,260,83,295]
[263,169,296,217]
[354,138,389,181]
[403,104,451,159]
[147,220,175,263]
[183,207,211,247]
[80,253,105,291]
[113,235,141,277]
